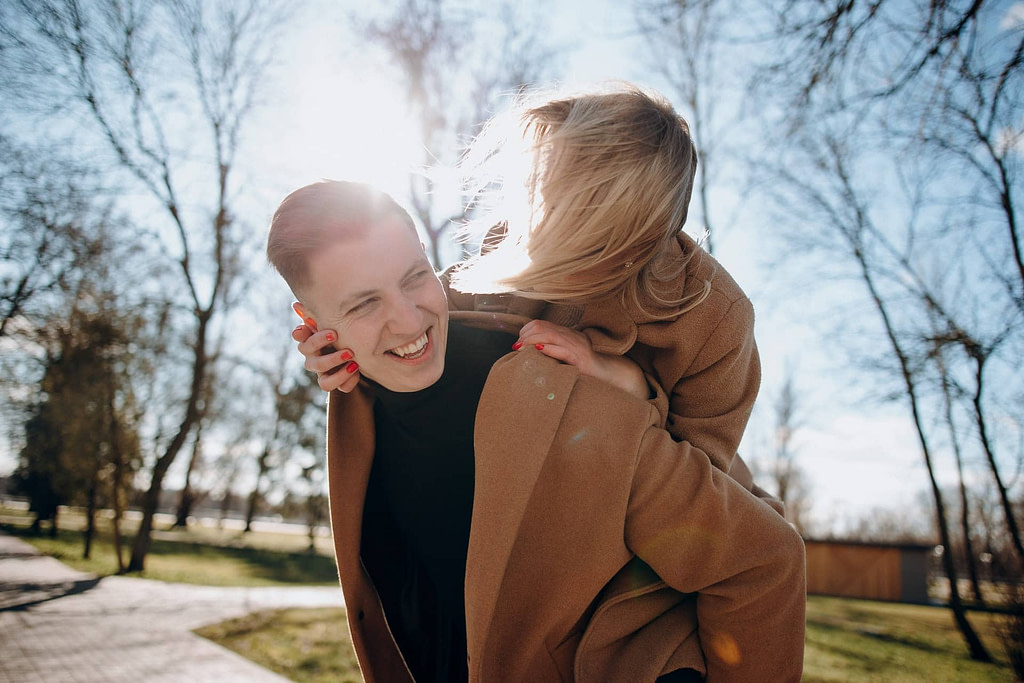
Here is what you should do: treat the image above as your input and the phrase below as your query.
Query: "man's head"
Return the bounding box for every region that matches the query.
[267,180,449,392]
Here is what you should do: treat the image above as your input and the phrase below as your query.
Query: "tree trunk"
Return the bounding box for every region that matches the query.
[938,353,984,604]
[859,254,991,661]
[111,470,126,575]
[83,475,97,560]
[127,314,209,572]
[971,355,1024,568]
[174,423,205,528]
[243,451,268,533]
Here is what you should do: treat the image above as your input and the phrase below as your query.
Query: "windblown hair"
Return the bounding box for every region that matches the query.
[451,83,711,318]
[266,180,415,297]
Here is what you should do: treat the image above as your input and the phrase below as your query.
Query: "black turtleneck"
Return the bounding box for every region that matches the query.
[360,321,516,683]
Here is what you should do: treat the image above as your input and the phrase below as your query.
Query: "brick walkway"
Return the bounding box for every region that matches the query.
[0,531,345,682]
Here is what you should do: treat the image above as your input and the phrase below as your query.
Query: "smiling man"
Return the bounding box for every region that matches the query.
[266,180,806,683]
[290,203,449,393]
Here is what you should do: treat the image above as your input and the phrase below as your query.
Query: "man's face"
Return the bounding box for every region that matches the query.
[301,216,449,393]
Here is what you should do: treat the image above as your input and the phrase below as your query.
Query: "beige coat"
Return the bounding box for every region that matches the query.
[325,314,806,682]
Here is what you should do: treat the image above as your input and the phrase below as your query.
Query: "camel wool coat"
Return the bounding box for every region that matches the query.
[324,316,806,682]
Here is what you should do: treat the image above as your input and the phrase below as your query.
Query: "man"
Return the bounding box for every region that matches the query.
[267,180,805,682]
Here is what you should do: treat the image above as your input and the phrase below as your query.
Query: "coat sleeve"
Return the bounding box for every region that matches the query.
[625,424,806,682]
[666,296,760,478]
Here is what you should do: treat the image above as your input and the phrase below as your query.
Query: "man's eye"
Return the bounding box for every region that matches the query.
[348,298,377,314]
[406,269,429,285]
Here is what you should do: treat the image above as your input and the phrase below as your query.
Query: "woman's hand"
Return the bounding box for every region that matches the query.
[292,315,362,393]
[514,320,649,400]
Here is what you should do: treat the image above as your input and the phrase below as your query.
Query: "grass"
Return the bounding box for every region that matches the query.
[195,607,362,683]
[198,597,1017,683]
[804,596,1012,682]
[1,506,338,587]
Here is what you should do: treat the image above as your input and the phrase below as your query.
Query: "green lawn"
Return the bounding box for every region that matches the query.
[198,597,1016,682]
[1,509,338,586]
[804,596,1012,681]
[195,607,361,683]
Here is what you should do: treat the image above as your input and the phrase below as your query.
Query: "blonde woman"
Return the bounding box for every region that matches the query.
[450,84,778,507]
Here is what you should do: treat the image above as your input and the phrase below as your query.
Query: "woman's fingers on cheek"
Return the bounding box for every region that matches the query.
[317,350,351,376]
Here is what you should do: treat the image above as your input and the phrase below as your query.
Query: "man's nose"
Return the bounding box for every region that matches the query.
[386,295,422,334]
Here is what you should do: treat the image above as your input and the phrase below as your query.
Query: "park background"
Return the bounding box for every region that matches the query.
[0,0,1021,677]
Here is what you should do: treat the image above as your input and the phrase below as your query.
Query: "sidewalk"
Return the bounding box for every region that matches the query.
[0,531,346,682]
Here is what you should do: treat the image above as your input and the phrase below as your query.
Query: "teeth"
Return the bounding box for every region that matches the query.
[390,332,428,358]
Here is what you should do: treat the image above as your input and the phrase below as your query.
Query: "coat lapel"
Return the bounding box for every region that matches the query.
[325,386,376,577]
[464,349,580,663]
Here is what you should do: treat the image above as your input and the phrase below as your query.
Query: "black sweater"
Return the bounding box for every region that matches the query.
[361,322,516,683]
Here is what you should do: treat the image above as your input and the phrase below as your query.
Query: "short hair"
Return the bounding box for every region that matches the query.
[452,83,709,317]
[266,180,415,297]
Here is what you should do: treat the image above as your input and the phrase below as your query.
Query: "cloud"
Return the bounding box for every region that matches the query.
[997,118,1024,157]
[1001,3,1024,31]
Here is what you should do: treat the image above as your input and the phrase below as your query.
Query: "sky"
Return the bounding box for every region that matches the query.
[251,0,943,530]
[6,0,1018,536]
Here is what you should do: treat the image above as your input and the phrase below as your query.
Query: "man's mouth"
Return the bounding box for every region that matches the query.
[387,331,429,360]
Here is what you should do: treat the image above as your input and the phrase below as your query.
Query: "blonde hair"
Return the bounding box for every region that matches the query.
[266,180,415,297]
[451,83,711,318]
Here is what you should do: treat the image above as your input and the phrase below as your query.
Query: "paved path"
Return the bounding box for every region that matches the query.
[0,531,346,682]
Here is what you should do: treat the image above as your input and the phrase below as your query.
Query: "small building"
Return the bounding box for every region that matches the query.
[803,538,934,604]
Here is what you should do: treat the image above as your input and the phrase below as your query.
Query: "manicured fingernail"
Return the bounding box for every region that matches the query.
[325,332,336,342]
[512,341,523,350]
[340,351,353,361]
[346,363,359,373]
[535,343,544,350]
[304,317,316,328]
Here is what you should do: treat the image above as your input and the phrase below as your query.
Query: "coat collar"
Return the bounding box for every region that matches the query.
[578,232,698,355]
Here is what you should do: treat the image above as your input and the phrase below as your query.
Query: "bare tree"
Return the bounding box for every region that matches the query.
[241,348,320,533]
[357,0,558,267]
[0,137,105,338]
[634,0,748,253]
[763,125,993,661]
[765,368,813,533]
[0,0,288,570]
[748,1,1023,659]
[759,0,994,113]
[934,334,986,604]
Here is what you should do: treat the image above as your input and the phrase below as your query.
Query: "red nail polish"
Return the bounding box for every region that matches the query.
[535,343,545,350]
[512,341,523,350]
[340,351,353,361]
[304,317,317,328]
[346,363,359,373]
[325,332,336,342]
